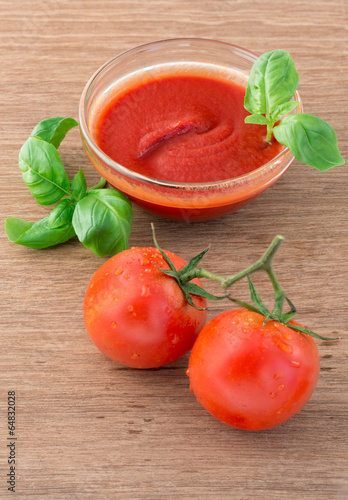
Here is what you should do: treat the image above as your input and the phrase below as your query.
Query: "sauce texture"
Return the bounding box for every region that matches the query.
[96,74,283,183]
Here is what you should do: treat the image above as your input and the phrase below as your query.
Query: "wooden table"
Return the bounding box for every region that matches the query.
[1,1,347,498]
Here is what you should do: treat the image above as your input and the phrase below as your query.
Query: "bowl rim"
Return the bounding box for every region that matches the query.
[79,37,301,191]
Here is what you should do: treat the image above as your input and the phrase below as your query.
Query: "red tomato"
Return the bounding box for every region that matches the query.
[84,247,207,368]
[188,308,320,430]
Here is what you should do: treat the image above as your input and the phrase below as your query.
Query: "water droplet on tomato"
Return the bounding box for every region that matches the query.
[130,353,139,360]
[141,285,151,297]
[140,258,150,266]
[114,268,123,276]
[186,368,190,376]
[290,360,301,368]
[128,305,134,312]
[189,385,194,394]
[269,392,277,399]
[111,321,117,328]
[89,295,94,302]
[172,334,179,345]
[114,297,118,302]
[284,331,292,340]
[144,268,151,273]
[123,274,130,280]
[274,337,293,354]
[278,384,285,391]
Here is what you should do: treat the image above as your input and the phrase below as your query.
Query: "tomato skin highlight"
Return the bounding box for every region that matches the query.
[83,247,207,368]
[188,308,320,430]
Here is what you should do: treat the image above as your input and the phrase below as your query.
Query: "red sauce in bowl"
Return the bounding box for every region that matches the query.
[95,74,283,184]
[80,41,298,222]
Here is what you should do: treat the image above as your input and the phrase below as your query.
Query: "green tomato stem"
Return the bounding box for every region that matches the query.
[181,235,285,293]
[155,228,337,340]
[191,235,289,320]
[222,235,284,288]
[181,268,226,286]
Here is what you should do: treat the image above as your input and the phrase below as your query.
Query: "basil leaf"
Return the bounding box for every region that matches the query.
[245,114,270,125]
[271,101,300,122]
[72,189,133,257]
[273,113,345,170]
[31,117,78,149]
[5,216,76,249]
[19,136,71,205]
[71,168,87,202]
[5,218,33,242]
[244,50,299,116]
[48,199,75,228]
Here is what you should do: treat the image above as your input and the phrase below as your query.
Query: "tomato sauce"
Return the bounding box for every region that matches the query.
[95,73,283,183]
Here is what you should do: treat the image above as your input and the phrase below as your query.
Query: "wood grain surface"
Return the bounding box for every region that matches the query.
[1,0,347,498]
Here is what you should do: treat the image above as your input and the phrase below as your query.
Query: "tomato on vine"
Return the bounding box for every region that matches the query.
[84,224,337,431]
[83,229,225,369]
[185,237,337,430]
[188,308,320,430]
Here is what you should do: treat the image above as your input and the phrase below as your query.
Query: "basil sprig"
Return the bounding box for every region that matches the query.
[5,117,133,256]
[245,50,345,170]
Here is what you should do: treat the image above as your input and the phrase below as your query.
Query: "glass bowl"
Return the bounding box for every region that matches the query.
[79,38,302,222]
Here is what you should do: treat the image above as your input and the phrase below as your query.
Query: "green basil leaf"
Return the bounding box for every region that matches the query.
[5,216,76,249]
[31,117,78,148]
[72,189,133,257]
[271,101,300,121]
[5,218,33,242]
[71,168,87,202]
[244,114,270,125]
[48,199,75,228]
[244,50,299,116]
[19,136,71,205]
[273,113,345,170]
